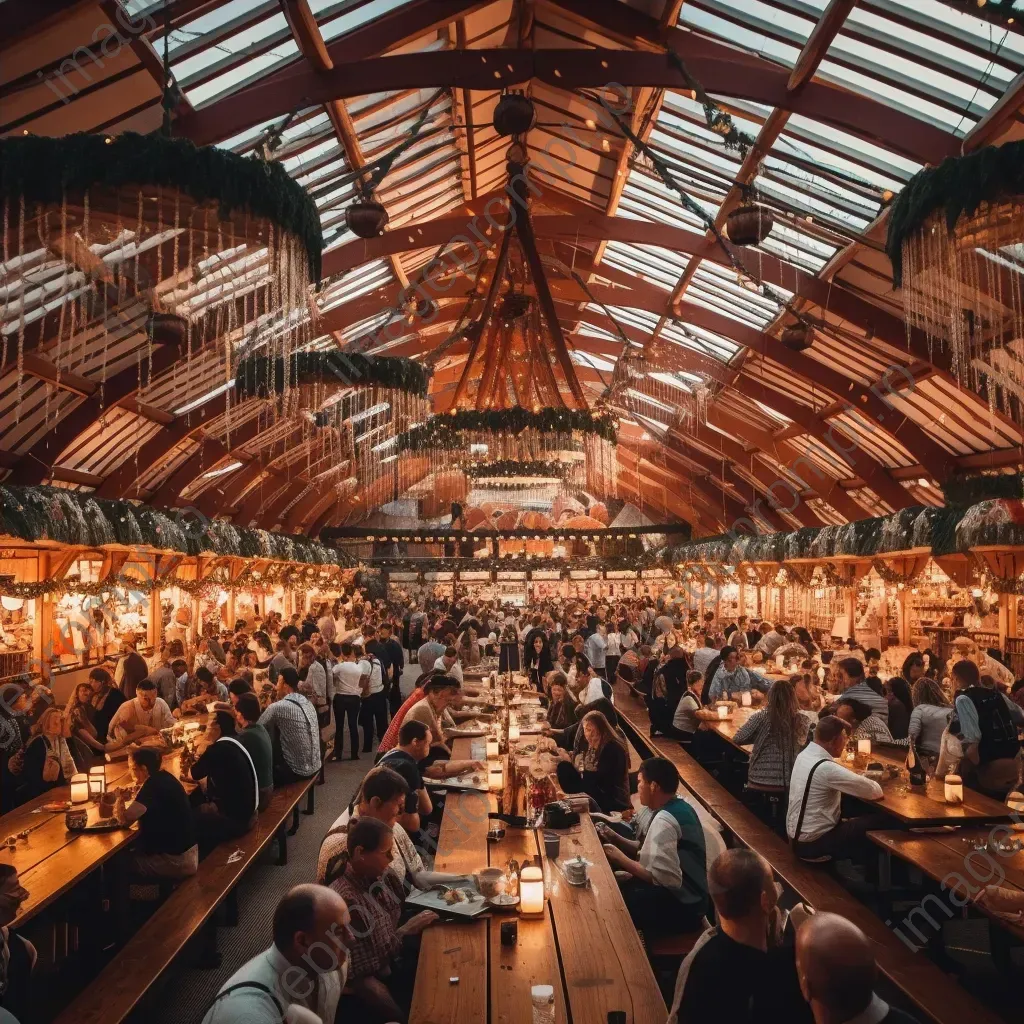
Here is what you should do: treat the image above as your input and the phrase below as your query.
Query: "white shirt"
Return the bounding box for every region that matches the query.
[638,809,684,889]
[332,661,365,698]
[108,696,175,740]
[303,661,328,704]
[786,741,883,843]
[434,657,463,683]
[582,675,607,704]
[201,943,346,1024]
[360,657,384,695]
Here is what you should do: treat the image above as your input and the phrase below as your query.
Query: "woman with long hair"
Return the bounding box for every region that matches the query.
[553,709,630,812]
[544,673,577,730]
[525,633,554,692]
[908,676,953,768]
[885,675,914,739]
[67,681,141,759]
[14,707,78,804]
[732,679,809,792]
[89,666,127,744]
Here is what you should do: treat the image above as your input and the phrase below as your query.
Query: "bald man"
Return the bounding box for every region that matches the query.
[667,849,811,1024]
[795,912,921,1024]
[202,884,353,1024]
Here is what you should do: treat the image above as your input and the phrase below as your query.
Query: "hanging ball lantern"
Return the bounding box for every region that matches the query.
[498,292,531,321]
[346,198,389,239]
[726,204,774,247]
[779,323,812,352]
[413,295,437,319]
[147,311,189,350]
[494,92,536,137]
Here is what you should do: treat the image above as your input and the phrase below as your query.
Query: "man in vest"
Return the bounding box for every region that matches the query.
[598,756,708,934]
[951,659,1023,797]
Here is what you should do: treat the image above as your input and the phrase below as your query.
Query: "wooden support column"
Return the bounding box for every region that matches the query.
[998,592,1011,650]
[35,552,52,685]
[737,577,745,622]
[897,589,912,647]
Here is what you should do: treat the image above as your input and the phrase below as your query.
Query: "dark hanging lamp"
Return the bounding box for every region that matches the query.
[779,322,812,352]
[494,91,536,137]
[726,203,774,246]
[346,197,389,239]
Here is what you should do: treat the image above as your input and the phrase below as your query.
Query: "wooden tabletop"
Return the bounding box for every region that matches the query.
[869,827,1024,943]
[0,747,184,928]
[410,739,665,1024]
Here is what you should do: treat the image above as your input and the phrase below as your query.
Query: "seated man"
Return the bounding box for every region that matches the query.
[402,676,462,761]
[233,692,274,811]
[668,849,812,1024]
[376,720,433,836]
[796,912,922,1024]
[258,667,322,785]
[0,865,36,1021]
[787,716,886,862]
[116,746,198,878]
[598,757,708,933]
[108,678,174,743]
[190,711,259,853]
[834,698,899,746]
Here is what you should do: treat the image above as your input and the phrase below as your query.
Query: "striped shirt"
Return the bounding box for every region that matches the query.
[841,681,889,724]
[732,708,809,788]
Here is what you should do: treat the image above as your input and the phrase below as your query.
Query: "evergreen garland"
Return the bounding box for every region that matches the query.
[395,409,617,450]
[942,471,1024,507]
[886,140,1024,287]
[235,352,431,400]
[0,485,354,568]
[463,460,568,480]
[0,133,324,281]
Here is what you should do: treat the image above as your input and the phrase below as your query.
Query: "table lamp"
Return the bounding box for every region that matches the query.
[486,738,499,760]
[857,739,871,755]
[508,723,521,743]
[717,705,729,720]
[88,765,106,797]
[740,691,752,707]
[944,775,963,805]
[70,773,90,804]
[519,865,544,915]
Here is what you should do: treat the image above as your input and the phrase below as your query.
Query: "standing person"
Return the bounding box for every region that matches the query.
[667,849,811,1024]
[190,710,259,851]
[115,635,149,699]
[649,646,690,737]
[233,693,274,811]
[201,885,352,1024]
[417,635,445,678]
[148,645,178,711]
[357,645,388,754]
[951,658,1024,796]
[796,913,922,1024]
[369,623,405,719]
[584,624,608,680]
[258,667,322,785]
[115,746,199,878]
[296,644,329,716]
[604,622,622,684]
[330,643,366,761]
[733,679,809,793]
[89,666,126,744]
[787,717,886,862]
[524,634,553,692]
[598,757,708,934]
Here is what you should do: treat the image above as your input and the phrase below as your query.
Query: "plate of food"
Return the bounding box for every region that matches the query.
[431,773,489,792]
[488,893,520,908]
[406,884,489,918]
[42,800,71,813]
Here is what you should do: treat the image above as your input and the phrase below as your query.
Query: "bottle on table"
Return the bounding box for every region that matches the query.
[907,736,926,787]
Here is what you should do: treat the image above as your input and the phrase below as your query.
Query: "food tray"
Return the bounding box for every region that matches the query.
[406,884,490,918]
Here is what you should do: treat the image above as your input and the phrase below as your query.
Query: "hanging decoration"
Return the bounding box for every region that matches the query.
[886,139,1024,389]
[234,352,430,401]
[463,460,569,480]
[395,408,617,451]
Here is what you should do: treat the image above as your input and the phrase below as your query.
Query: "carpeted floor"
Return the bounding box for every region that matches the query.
[132,660,422,1024]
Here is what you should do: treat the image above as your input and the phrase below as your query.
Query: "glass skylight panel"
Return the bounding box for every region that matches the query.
[661,320,740,362]
[602,242,686,291]
[186,41,301,108]
[618,177,709,231]
[684,0,820,48]
[755,171,874,234]
[678,4,802,66]
[649,371,696,392]
[754,220,836,273]
[572,351,616,372]
[315,0,419,43]
[781,114,921,181]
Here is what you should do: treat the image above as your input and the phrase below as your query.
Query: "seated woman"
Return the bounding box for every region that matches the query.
[189,710,259,854]
[732,679,809,795]
[116,746,199,879]
[669,670,705,743]
[554,709,630,813]
[89,666,126,744]
[908,677,953,771]
[14,708,77,804]
[544,673,577,730]
[66,682,144,761]
[884,675,913,740]
[331,817,438,1024]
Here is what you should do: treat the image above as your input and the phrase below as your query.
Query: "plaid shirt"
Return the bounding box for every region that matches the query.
[258,692,321,777]
[331,869,405,980]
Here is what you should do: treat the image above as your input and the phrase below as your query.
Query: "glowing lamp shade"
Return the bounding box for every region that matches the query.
[0,596,24,611]
[508,723,521,743]
[717,705,729,720]
[519,865,544,915]
[944,775,963,805]
[486,739,500,760]
[88,766,106,797]
[857,739,872,755]
[489,768,503,792]
[775,653,785,668]
[740,691,752,707]
[70,773,90,804]
[1007,790,1024,830]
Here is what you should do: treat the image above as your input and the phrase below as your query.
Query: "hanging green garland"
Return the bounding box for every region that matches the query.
[235,352,430,400]
[942,471,1024,508]
[395,408,617,450]
[886,140,1024,287]
[463,460,569,480]
[0,133,324,281]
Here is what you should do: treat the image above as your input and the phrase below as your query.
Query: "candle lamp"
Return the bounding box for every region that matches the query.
[88,765,106,797]
[519,865,545,915]
[508,723,521,743]
[944,774,963,805]
[717,705,729,720]
[486,739,499,760]
[740,691,752,707]
[70,773,90,804]
[857,739,872,756]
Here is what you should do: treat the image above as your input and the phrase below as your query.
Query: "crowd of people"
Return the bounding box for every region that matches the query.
[2,588,1022,1024]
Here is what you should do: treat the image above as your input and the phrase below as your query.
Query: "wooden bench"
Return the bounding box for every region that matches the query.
[611,685,1005,1024]
[52,774,318,1024]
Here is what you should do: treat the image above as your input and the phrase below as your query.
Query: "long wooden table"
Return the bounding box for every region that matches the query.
[1,746,185,929]
[410,739,665,1024]
[706,706,1010,827]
